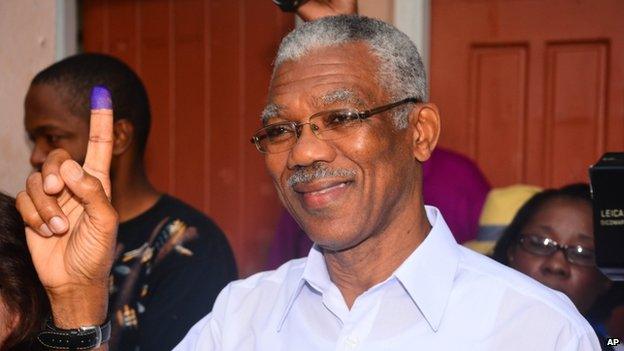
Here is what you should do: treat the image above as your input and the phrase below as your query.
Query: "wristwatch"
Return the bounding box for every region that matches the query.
[272,0,310,12]
[37,318,112,350]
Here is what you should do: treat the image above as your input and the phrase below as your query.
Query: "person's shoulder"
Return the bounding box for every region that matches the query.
[159,194,212,222]
[226,257,307,294]
[456,247,573,311]
[455,247,594,334]
[173,258,307,348]
[157,194,226,236]
[212,258,306,314]
[153,195,235,269]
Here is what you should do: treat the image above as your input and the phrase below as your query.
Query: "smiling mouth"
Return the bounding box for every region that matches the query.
[293,180,353,209]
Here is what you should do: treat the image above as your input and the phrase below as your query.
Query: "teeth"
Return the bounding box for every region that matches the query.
[309,182,346,195]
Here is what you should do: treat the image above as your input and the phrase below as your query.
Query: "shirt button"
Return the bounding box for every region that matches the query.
[345,336,359,349]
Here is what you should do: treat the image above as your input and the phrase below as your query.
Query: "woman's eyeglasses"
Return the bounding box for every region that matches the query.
[518,234,596,267]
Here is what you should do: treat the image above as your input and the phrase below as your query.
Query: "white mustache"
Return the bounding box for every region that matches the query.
[287,164,356,188]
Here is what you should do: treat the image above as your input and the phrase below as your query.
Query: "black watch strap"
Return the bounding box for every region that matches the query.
[37,318,111,350]
[272,0,310,12]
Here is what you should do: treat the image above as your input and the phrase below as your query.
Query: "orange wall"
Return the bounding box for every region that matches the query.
[82,0,294,276]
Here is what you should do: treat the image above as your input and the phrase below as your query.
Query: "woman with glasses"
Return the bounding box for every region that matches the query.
[492,183,618,349]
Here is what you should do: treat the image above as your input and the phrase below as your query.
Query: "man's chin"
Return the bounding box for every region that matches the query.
[301,222,367,252]
[313,235,368,253]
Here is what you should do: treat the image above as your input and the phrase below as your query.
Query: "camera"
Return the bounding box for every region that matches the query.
[590,152,624,281]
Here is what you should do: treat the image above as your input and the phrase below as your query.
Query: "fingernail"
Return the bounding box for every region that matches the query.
[44,174,60,193]
[64,161,83,182]
[39,223,54,237]
[91,85,112,110]
[49,216,67,234]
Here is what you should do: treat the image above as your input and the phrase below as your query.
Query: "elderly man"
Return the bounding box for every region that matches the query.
[18,15,599,351]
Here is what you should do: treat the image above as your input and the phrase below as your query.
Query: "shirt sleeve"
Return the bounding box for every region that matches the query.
[137,225,237,351]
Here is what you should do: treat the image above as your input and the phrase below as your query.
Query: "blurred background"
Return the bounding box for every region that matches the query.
[1,0,622,276]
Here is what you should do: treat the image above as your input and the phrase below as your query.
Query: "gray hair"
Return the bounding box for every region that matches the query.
[272,15,427,129]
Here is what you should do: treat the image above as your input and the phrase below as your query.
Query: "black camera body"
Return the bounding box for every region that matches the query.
[590,152,624,281]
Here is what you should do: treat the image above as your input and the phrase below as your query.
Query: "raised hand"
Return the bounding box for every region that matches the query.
[16,86,118,329]
[296,0,357,21]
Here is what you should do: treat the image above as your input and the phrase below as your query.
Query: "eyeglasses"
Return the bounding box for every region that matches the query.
[250,97,419,154]
[518,234,596,267]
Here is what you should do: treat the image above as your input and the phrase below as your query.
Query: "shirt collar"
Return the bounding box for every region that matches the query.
[277,206,460,333]
[393,206,460,332]
[276,244,329,332]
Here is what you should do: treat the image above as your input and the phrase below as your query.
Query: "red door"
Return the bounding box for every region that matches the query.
[430,0,624,187]
[82,0,294,276]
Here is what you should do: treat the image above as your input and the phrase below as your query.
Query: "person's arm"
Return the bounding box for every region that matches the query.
[293,0,357,21]
[16,87,117,350]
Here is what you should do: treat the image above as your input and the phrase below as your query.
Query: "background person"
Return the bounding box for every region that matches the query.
[0,192,50,350]
[492,183,619,349]
[23,54,237,350]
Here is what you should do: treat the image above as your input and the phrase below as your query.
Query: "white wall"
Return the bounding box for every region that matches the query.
[0,0,56,195]
[0,0,76,196]
[394,0,430,78]
[350,0,432,92]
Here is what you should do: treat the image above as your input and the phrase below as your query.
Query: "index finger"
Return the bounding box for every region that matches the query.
[83,86,114,196]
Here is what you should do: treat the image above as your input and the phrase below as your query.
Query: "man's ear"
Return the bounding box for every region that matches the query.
[113,119,134,156]
[407,103,441,162]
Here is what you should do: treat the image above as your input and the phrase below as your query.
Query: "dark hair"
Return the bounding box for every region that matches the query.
[491,183,592,265]
[0,193,50,350]
[30,53,151,156]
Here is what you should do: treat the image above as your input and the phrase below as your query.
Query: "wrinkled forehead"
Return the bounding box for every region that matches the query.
[262,43,384,122]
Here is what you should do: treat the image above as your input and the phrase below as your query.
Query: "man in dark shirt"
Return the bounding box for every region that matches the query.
[23,53,237,350]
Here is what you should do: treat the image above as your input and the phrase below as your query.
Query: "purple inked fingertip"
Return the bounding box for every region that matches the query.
[91,85,112,110]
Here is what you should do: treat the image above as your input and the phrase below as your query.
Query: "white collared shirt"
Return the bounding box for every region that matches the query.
[174,206,600,351]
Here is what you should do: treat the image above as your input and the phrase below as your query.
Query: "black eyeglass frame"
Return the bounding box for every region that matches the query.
[250,97,419,153]
[518,234,596,267]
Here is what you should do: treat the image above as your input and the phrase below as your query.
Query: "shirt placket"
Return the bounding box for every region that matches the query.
[330,286,383,351]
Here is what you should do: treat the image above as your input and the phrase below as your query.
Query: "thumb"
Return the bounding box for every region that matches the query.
[59,159,117,232]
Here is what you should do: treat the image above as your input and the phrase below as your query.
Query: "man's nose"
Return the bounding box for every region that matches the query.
[287,124,336,169]
[30,141,49,170]
[540,249,571,278]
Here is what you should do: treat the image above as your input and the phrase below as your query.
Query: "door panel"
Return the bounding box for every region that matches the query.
[545,41,608,186]
[431,0,624,188]
[469,44,527,186]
